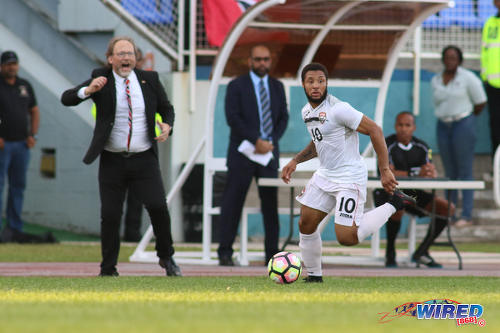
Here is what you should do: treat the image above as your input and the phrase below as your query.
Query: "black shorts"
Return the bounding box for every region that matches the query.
[373,189,434,218]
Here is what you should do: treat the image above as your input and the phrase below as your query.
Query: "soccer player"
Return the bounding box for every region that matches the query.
[281,63,415,282]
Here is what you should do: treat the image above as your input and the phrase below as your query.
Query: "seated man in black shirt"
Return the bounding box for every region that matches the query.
[373,111,455,268]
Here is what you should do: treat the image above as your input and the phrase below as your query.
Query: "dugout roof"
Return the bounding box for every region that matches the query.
[219,0,450,80]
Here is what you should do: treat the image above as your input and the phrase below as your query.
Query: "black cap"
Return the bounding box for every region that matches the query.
[1,51,18,65]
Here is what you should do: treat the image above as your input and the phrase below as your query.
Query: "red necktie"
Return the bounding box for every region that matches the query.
[125,78,132,151]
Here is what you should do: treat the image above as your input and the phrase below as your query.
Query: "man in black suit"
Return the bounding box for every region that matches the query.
[217,44,289,266]
[61,36,181,277]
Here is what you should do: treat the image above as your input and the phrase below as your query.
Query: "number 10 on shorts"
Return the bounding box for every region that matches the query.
[335,195,356,225]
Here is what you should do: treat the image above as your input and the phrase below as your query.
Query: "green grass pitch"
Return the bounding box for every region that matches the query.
[0,276,498,332]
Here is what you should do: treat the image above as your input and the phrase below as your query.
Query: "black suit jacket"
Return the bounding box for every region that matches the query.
[61,67,174,164]
[225,73,288,169]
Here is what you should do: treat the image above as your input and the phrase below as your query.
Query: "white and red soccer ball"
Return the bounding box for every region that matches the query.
[267,251,302,284]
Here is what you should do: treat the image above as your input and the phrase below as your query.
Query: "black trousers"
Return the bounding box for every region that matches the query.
[486,83,500,157]
[384,217,447,260]
[373,189,445,260]
[124,190,143,239]
[217,154,279,262]
[98,150,174,272]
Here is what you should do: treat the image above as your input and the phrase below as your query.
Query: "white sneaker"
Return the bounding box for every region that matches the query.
[454,219,473,228]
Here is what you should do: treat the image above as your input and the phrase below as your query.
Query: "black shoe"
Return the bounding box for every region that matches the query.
[0,226,15,243]
[98,270,119,277]
[159,257,182,276]
[303,276,323,283]
[43,232,58,243]
[412,254,443,268]
[388,190,416,211]
[385,259,398,268]
[218,255,235,266]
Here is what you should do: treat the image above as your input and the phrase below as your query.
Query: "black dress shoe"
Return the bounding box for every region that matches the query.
[0,227,15,243]
[303,275,323,283]
[218,255,234,266]
[412,254,443,268]
[159,257,182,276]
[43,232,58,243]
[385,260,398,268]
[98,270,119,277]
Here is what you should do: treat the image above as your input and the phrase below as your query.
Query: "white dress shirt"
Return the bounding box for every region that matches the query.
[78,70,151,152]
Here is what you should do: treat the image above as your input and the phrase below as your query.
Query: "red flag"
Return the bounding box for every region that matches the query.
[202,0,259,47]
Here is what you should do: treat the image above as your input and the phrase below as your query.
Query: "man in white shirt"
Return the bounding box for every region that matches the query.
[281,63,416,282]
[61,36,181,277]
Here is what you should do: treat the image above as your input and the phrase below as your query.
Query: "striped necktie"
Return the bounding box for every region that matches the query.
[125,78,133,151]
[259,79,273,139]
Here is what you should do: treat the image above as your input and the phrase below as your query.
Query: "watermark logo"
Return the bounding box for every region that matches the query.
[378,299,486,327]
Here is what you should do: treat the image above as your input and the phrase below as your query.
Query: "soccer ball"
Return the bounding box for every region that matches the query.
[267,251,302,284]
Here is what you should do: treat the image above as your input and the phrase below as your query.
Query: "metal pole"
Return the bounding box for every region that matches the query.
[177,0,185,71]
[413,26,422,116]
[189,0,196,113]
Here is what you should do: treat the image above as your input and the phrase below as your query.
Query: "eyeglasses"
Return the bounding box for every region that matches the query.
[252,57,271,62]
[114,52,135,58]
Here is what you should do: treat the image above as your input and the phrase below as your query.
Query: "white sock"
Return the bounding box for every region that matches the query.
[299,230,322,277]
[357,203,396,243]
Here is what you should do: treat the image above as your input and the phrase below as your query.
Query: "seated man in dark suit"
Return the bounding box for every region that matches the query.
[373,111,455,268]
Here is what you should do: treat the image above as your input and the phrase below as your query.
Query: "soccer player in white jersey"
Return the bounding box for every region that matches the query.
[281,63,416,282]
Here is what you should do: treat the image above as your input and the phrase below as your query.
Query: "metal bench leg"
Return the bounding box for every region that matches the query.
[371,230,380,258]
[408,216,417,263]
[239,209,249,266]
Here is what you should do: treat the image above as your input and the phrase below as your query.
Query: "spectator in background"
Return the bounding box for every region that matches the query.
[431,45,487,228]
[135,48,145,70]
[61,36,181,277]
[373,112,455,268]
[481,0,500,157]
[0,50,56,243]
[217,44,289,266]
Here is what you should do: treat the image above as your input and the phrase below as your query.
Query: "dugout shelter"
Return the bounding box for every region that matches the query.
[131,0,451,265]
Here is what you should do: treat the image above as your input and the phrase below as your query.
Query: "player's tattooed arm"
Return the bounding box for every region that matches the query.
[282,141,317,183]
[293,141,317,163]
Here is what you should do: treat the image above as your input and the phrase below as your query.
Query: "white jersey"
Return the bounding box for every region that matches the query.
[301,94,367,185]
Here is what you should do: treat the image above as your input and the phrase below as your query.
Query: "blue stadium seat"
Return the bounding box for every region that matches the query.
[422,12,452,29]
[423,0,482,29]
[478,0,498,23]
[443,0,483,28]
[121,0,174,25]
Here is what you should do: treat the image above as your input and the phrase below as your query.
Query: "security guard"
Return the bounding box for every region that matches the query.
[481,0,500,156]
